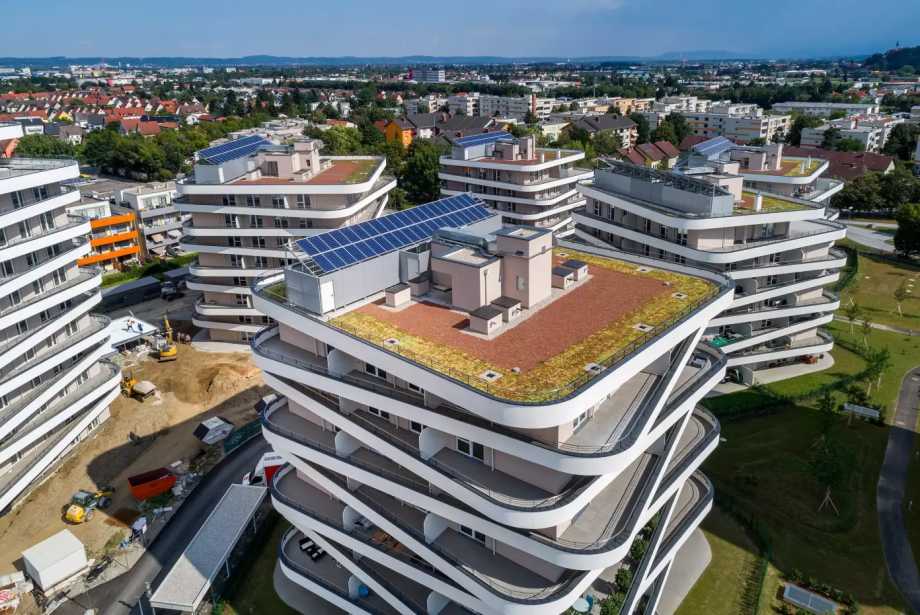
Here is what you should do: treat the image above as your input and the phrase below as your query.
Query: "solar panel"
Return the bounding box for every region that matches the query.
[296,194,493,275]
[783,585,836,615]
[452,131,514,148]
[198,135,271,164]
[692,136,734,159]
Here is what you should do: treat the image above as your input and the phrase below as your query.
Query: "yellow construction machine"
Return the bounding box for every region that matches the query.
[64,487,114,524]
[158,315,178,362]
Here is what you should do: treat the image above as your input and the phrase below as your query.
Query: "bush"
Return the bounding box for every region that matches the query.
[614,566,633,591]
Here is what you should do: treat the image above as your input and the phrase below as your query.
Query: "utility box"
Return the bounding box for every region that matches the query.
[22,530,87,591]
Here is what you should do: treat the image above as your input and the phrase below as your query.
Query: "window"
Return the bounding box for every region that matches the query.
[26,251,38,267]
[0,260,12,277]
[274,217,289,229]
[229,254,243,267]
[410,421,424,434]
[236,294,249,306]
[264,161,279,177]
[16,320,29,335]
[11,191,23,209]
[0,228,5,247]
[260,315,272,324]
[228,236,242,247]
[271,196,285,209]
[222,195,236,206]
[367,406,390,420]
[515,275,527,291]
[407,382,422,393]
[251,237,266,248]
[643,219,652,233]
[364,363,387,380]
[32,185,48,201]
[9,290,21,306]
[460,525,486,543]
[572,409,589,430]
[240,332,253,342]
[233,276,247,287]
[254,256,268,268]
[246,195,259,207]
[296,195,309,209]
[18,220,31,239]
[238,315,254,324]
[457,438,485,461]
[32,279,44,295]
[250,215,264,228]
[40,212,55,232]
[592,200,602,216]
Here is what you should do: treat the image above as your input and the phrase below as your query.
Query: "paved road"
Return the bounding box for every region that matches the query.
[878,365,920,614]
[843,222,895,253]
[57,436,270,615]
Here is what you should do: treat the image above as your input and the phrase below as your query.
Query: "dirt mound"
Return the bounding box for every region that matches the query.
[202,363,259,401]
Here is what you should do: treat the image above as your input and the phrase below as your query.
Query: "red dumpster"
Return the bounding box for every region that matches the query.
[128,468,176,501]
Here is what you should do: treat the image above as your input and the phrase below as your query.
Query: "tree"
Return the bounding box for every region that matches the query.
[844,302,861,334]
[651,120,678,146]
[816,389,840,435]
[808,437,853,495]
[865,347,892,395]
[787,114,824,146]
[894,281,908,318]
[318,126,363,155]
[401,140,446,205]
[880,168,920,210]
[883,123,920,160]
[821,127,842,149]
[12,134,76,158]
[667,113,692,144]
[835,138,864,152]
[593,130,623,156]
[523,110,539,126]
[895,202,920,257]
[628,112,650,144]
[830,172,886,213]
[860,317,873,349]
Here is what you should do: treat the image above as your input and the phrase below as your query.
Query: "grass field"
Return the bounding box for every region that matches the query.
[703,403,904,614]
[219,515,299,615]
[676,508,762,615]
[840,254,920,331]
[101,252,198,288]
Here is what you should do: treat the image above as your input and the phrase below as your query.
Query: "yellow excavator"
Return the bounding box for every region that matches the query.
[158,315,177,362]
[64,487,114,524]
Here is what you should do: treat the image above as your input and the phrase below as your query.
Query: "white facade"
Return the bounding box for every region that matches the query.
[0,123,119,513]
[576,162,846,384]
[119,181,186,258]
[439,134,593,235]
[771,101,880,117]
[250,218,733,614]
[177,137,396,343]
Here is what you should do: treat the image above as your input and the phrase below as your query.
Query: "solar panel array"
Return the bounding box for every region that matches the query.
[296,194,492,275]
[198,135,271,165]
[452,131,513,148]
[783,585,836,615]
[692,136,734,159]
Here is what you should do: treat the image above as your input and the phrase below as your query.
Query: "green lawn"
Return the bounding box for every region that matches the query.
[219,515,299,615]
[101,253,198,288]
[763,343,866,399]
[703,404,904,614]
[840,254,920,331]
[676,508,762,615]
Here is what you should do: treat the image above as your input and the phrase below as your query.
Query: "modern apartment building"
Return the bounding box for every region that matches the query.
[0,123,120,513]
[178,135,396,343]
[251,193,732,614]
[683,106,791,144]
[771,101,881,117]
[448,94,479,117]
[800,115,903,153]
[686,138,844,203]
[478,95,555,121]
[439,132,593,234]
[576,161,846,384]
[67,197,141,270]
[414,68,447,84]
[119,181,188,258]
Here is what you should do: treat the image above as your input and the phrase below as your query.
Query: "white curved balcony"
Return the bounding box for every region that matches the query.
[730,271,840,309]
[195,297,261,317]
[440,150,585,173]
[185,277,252,294]
[574,212,847,266]
[0,363,119,512]
[0,237,92,299]
[712,291,840,326]
[191,317,264,333]
[0,188,81,230]
[0,218,90,265]
[0,269,100,331]
[725,330,834,367]
[178,238,292,259]
[0,314,110,399]
[739,157,829,185]
[726,247,847,280]
[188,263,281,278]
[717,313,834,354]
[438,169,592,195]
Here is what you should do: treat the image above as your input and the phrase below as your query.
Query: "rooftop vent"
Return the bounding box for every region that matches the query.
[480,370,502,382]
[584,363,605,375]
[672,292,688,300]
[636,266,652,273]
[633,323,654,333]
[383,338,400,347]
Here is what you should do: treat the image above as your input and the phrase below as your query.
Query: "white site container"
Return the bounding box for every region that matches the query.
[21,530,87,591]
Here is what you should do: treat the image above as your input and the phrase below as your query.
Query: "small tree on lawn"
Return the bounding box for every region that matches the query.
[894,281,908,318]
[817,389,840,435]
[844,302,861,334]
[860,317,873,349]
[864,346,892,395]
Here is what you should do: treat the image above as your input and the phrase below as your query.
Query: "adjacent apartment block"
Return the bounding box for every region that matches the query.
[438,132,593,234]
[683,103,791,144]
[576,160,846,384]
[119,181,187,258]
[67,197,141,270]
[251,194,732,614]
[178,135,396,343]
[771,101,880,118]
[0,122,120,513]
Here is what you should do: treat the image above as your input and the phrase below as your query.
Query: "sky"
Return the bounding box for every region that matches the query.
[1,0,917,59]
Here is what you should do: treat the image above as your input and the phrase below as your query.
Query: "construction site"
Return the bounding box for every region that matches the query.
[0,314,269,614]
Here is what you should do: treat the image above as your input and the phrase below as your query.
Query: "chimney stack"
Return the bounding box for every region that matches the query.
[754,193,763,212]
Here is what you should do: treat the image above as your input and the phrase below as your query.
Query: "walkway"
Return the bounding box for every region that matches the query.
[878,365,920,614]
[834,316,919,337]
[842,222,894,254]
[56,436,270,615]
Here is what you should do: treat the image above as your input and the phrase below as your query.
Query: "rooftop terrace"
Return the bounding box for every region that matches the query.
[322,248,717,402]
[744,157,823,177]
[735,191,811,214]
[232,158,380,186]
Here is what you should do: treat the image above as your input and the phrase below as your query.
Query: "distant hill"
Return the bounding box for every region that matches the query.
[864,46,920,70]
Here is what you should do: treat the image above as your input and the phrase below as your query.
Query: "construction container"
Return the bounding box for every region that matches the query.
[128,468,176,501]
[21,530,87,591]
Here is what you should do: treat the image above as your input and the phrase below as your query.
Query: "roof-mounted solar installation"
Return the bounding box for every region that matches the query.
[197,135,271,164]
[452,131,514,148]
[692,136,734,158]
[296,193,493,275]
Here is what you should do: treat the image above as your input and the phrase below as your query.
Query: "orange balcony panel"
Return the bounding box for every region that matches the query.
[90,229,139,247]
[77,245,140,266]
[90,213,136,229]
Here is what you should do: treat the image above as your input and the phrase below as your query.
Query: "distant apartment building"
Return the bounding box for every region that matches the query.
[911,105,920,123]
[0,122,119,513]
[479,94,555,121]
[576,158,846,384]
[800,122,882,152]
[652,95,712,114]
[252,195,730,615]
[177,135,395,343]
[405,94,447,115]
[439,132,593,234]
[67,197,140,270]
[414,68,446,83]
[569,115,639,148]
[683,104,790,144]
[771,101,880,117]
[119,181,187,258]
[447,93,479,117]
